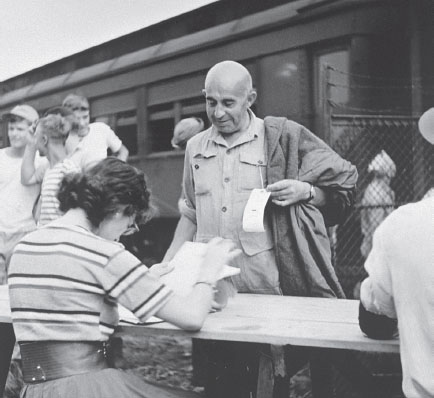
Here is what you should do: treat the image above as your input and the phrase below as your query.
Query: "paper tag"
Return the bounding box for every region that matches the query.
[242,188,271,232]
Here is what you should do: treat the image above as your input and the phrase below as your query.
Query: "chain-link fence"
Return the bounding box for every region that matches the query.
[329,114,434,299]
[325,114,433,398]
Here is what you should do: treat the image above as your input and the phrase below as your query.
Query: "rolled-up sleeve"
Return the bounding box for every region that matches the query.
[180,143,197,224]
[360,223,397,319]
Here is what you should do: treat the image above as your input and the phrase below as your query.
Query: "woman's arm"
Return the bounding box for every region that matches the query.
[156,237,240,331]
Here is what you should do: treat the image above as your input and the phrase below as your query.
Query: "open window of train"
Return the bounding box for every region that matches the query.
[312,47,350,139]
[94,111,138,156]
[314,47,350,111]
[115,110,138,156]
[148,102,175,153]
[90,90,138,155]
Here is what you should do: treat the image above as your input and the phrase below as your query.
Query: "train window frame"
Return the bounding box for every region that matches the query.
[147,96,208,156]
[313,46,350,111]
[93,110,139,157]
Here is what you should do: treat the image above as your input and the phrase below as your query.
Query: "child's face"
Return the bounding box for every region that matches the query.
[8,120,32,149]
[73,109,90,136]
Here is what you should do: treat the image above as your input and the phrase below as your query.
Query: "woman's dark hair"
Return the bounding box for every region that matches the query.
[58,157,152,227]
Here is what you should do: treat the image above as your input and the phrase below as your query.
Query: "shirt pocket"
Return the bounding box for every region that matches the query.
[192,151,218,195]
[238,152,267,192]
[238,228,273,256]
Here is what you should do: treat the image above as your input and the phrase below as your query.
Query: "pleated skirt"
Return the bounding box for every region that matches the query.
[20,368,197,398]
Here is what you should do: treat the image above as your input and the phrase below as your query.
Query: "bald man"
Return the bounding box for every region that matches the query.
[164,61,358,397]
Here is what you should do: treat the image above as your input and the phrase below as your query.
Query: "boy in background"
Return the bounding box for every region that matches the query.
[62,94,128,169]
[0,105,46,283]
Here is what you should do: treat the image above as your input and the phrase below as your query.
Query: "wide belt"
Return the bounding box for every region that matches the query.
[19,341,109,383]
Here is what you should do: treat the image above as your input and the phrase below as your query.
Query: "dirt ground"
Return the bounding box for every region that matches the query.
[4,335,312,398]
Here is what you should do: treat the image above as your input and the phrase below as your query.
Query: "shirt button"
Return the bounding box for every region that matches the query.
[258,160,263,165]
[224,177,230,183]
[222,206,227,212]
[194,164,199,169]
[226,149,231,154]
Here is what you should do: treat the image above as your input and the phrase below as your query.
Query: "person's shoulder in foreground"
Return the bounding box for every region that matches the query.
[359,105,434,398]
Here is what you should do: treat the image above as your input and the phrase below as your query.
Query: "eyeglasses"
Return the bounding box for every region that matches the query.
[122,220,139,236]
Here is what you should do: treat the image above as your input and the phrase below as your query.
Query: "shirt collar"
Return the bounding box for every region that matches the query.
[209,109,260,147]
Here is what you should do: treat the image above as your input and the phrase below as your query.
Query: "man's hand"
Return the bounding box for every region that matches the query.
[25,129,38,150]
[266,179,310,207]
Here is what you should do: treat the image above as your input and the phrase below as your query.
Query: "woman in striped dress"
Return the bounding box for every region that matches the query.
[8,157,238,398]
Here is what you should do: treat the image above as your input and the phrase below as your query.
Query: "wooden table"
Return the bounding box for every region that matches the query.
[1,287,400,397]
[116,293,399,353]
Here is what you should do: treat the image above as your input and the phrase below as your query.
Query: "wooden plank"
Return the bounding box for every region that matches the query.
[116,295,399,353]
[1,288,399,353]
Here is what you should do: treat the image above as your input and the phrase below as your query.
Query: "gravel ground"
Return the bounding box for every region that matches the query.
[4,335,312,398]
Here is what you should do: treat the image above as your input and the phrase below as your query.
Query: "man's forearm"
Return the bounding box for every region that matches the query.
[114,145,129,162]
[358,301,397,340]
[21,145,38,185]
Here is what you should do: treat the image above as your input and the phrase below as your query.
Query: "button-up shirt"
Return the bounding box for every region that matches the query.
[182,111,280,294]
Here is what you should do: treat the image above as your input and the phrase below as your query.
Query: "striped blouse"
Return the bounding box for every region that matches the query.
[8,224,173,342]
[38,158,80,226]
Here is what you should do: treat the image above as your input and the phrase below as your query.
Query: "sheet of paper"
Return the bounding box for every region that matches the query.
[118,304,163,325]
[161,242,240,297]
[242,188,271,232]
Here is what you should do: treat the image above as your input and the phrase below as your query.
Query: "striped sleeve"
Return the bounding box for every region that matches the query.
[102,249,173,321]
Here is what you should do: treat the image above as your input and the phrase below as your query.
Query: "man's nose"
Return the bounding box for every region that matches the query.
[214,104,225,118]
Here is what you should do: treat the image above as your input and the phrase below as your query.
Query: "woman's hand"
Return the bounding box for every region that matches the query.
[197,237,240,285]
[149,262,174,277]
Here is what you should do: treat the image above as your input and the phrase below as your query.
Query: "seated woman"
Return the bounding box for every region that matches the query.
[8,157,238,398]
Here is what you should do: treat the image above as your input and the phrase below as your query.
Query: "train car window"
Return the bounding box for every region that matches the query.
[94,112,138,156]
[259,50,306,123]
[314,49,350,110]
[149,117,174,152]
[116,110,138,156]
[181,97,209,130]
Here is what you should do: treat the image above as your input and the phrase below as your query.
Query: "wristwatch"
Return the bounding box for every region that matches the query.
[306,183,316,202]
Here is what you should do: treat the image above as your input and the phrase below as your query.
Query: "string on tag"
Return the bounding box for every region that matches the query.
[258,165,264,189]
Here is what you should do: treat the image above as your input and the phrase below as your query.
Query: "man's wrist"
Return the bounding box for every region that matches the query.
[305,183,316,202]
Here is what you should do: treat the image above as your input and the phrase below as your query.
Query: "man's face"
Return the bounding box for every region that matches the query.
[72,109,90,136]
[34,125,48,156]
[8,120,32,149]
[204,79,254,135]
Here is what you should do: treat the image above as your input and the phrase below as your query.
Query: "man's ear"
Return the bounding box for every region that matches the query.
[247,89,257,107]
[42,134,48,146]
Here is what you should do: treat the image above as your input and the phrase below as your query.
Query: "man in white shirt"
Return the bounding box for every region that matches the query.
[359,108,434,398]
[0,105,46,284]
[62,94,129,169]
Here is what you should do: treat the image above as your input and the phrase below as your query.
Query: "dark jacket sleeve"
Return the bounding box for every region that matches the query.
[320,186,356,226]
[359,301,397,340]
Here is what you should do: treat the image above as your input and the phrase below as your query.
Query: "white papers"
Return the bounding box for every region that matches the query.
[161,242,240,297]
[118,241,240,323]
[118,304,163,325]
[242,188,271,232]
